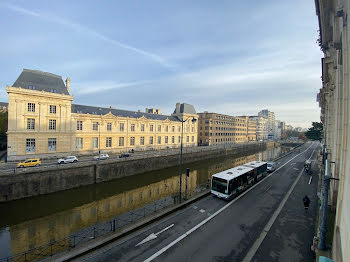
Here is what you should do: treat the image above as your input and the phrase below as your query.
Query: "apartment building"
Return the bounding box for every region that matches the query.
[250,115,268,141]
[198,112,249,146]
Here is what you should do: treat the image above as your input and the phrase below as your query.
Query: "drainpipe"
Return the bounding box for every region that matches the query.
[318,149,330,250]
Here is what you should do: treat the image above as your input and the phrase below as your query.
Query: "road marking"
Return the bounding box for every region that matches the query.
[290,163,296,166]
[241,143,316,262]
[193,206,198,209]
[308,176,312,184]
[136,224,174,247]
[143,143,314,262]
[293,168,299,170]
[199,209,205,213]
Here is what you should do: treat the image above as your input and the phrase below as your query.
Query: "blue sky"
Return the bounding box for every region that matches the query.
[0,0,322,128]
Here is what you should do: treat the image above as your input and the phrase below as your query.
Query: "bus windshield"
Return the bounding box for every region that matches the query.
[212,177,228,194]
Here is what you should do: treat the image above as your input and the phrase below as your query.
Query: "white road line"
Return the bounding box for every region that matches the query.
[199,209,205,213]
[242,142,317,262]
[143,144,314,262]
[293,168,299,170]
[308,176,312,184]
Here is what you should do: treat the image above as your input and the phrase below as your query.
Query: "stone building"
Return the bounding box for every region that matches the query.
[197,112,251,146]
[316,0,350,260]
[6,69,198,161]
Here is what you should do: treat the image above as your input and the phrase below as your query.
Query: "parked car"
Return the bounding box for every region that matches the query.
[57,156,78,164]
[94,153,109,160]
[267,162,276,173]
[17,158,41,168]
[119,153,130,158]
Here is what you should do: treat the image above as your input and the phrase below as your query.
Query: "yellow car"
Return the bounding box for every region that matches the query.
[17,158,41,168]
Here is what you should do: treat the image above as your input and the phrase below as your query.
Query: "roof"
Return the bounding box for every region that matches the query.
[243,161,267,168]
[12,69,69,95]
[173,103,196,114]
[212,165,254,181]
[72,104,180,121]
[0,102,8,107]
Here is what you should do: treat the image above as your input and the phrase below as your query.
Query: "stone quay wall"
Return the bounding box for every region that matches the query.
[0,142,273,202]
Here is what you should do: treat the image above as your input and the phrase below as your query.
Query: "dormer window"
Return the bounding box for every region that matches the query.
[28,85,36,90]
[50,89,57,93]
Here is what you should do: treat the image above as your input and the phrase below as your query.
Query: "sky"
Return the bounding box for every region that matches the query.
[0,0,322,128]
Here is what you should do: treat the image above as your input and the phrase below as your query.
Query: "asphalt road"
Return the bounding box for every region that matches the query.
[74,141,319,262]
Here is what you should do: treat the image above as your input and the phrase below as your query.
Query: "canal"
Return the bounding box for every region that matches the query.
[0,145,292,259]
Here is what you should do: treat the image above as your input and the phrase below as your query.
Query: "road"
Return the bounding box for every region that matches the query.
[73,141,319,262]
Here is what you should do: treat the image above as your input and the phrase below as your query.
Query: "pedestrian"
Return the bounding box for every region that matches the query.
[303,195,310,210]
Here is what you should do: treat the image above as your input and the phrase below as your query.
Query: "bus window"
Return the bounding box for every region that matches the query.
[228,178,239,194]
[212,177,228,194]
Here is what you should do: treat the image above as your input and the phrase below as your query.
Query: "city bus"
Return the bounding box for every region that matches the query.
[243,161,268,182]
[211,165,255,200]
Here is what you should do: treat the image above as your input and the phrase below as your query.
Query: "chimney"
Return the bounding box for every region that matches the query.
[175,102,181,114]
[65,77,70,93]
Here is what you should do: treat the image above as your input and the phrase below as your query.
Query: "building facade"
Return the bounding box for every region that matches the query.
[6,69,198,161]
[197,112,251,146]
[250,116,268,141]
[316,0,350,260]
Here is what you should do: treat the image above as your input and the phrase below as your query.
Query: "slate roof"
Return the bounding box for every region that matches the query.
[12,69,69,95]
[72,104,181,121]
[173,103,196,114]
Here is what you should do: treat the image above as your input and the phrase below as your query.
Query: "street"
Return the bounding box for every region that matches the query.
[73,142,319,262]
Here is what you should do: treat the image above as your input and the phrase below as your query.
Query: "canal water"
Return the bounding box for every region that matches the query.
[0,145,291,259]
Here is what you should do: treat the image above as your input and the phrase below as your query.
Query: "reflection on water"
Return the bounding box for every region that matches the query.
[0,146,289,258]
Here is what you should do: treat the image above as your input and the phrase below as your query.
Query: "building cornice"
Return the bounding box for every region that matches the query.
[6,86,74,101]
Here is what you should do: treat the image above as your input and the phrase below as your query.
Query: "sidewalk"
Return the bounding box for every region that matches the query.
[251,151,320,262]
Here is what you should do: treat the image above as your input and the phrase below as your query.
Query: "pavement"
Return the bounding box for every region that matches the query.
[61,141,320,262]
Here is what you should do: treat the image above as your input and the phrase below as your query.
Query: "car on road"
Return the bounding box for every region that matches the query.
[94,154,109,160]
[119,153,130,158]
[57,156,78,164]
[267,162,276,173]
[17,158,41,168]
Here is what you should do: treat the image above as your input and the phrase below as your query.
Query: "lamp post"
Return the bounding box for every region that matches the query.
[178,116,197,204]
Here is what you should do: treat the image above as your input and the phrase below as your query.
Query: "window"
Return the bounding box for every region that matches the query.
[131,124,135,132]
[140,136,145,145]
[77,121,83,130]
[178,126,181,132]
[28,103,35,112]
[178,136,181,143]
[165,126,168,132]
[120,123,124,131]
[50,89,57,93]
[158,136,161,144]
[106,137,112,147]
[186,136,189,143]
[192,127,194,132]
[76,138,83,149]
[149,124,153,132]
[158,125,161,132]
[92,137,98,148]
[130,137,135,145]
[27,118,35,130]
[172,136,175,143]
[48,138,56,151]
[172,126,175,132]
[107,122,112,131]
[28,85,36,90]
[49,105,56,114]
[49,119,56,130]
[119,137,124,146]
[93,122,99,131]
[141,124,145,132]
[192,136,194,142]
[186,127,190,133]
[26,138,35,152]
[165,136,168,144]
[149,136,153,144]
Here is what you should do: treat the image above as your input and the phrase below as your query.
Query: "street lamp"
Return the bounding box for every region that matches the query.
[178,116,197,204]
